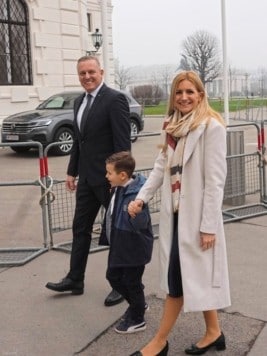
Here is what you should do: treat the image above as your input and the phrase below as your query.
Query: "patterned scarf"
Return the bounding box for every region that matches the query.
[163,111,194,212]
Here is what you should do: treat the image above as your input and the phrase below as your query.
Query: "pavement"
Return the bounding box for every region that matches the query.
[1,213,267,356]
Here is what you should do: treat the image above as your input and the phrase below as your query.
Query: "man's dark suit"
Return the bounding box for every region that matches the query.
[66,84,131,282]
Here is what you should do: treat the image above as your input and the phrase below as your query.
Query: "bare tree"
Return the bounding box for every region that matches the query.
[257,67,267,96]
[179,30,222,85]
[114,60,132,90]
[160,65,175,98]
[131,84,163,105]
[151,65,175,99]
[228,65,239,98]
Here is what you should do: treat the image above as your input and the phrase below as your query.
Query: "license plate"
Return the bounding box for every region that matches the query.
[5,135,19,141]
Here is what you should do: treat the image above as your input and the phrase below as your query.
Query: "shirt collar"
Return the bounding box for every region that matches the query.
[86,81,104,99]
[123,178,134,187]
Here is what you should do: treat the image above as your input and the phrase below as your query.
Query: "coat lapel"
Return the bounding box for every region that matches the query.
[74,95,85,139]
[80,84,107,133]
[183,123,206,166]
[87,84,107,115]
[74,94,84,124]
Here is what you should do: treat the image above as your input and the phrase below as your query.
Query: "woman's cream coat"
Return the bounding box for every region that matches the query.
[137,118,231,312]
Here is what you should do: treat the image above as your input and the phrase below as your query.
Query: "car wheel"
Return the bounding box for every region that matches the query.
[130,119,139,143]
[52,127,74,156]
[11,146,31,153]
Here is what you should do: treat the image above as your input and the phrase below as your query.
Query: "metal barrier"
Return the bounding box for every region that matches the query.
[260,120,267,203]
[1,121,266,265]
[45,169,161,254]
[230,105,267,123]
[223,122,267,222]
[0,142,49,266]
[45,122,267,248]
[48,168,160,237]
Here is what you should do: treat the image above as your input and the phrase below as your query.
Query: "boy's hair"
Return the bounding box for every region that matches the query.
[106,151,135,178]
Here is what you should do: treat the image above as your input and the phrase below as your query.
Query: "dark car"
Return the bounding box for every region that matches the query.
[1,91,144,156]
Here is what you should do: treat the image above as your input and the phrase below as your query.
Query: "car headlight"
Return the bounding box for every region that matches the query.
[33,119,52,127]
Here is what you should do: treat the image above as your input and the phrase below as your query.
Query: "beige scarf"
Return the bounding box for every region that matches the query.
[163,111,194,212]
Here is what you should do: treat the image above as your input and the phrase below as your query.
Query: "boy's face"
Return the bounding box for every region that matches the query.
[106,163,126,188]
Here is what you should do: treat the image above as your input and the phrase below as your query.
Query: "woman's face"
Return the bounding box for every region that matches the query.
[174,79,203,116]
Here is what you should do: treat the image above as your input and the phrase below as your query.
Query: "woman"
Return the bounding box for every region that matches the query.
[128,71,231,356]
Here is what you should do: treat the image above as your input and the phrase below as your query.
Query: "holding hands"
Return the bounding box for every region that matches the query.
[128,199,144,218]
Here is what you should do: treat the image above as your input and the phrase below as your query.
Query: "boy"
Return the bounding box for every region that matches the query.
[99,151,154,334]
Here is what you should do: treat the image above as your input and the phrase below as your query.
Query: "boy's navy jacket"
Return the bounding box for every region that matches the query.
[99,174,154,268]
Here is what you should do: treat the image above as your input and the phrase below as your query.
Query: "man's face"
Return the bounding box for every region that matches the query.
[77,59,104,93]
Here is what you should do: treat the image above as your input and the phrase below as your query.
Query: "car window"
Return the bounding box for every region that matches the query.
[63,98,75,109]
[123,94,131,105]
[120,91,140,106]
[37,96,65,109]
[37,93,80,110]
[45,96,65,108]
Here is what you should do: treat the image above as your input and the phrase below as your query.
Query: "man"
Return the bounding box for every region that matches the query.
[46,56,131,306]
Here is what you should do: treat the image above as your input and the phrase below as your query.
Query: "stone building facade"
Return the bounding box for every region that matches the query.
[0,0,114,120]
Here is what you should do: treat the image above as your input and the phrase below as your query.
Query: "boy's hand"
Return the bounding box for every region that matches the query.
[128,199,144,218]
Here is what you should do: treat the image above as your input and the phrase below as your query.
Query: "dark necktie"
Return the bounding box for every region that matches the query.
[80,93,92,133]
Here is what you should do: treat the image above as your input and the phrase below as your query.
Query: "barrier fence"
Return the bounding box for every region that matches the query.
[223,122,267,221]
[0,142,49,266]
[0,122,266,266]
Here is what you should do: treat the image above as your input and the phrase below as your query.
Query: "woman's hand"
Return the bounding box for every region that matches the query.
[200,232,216,251]
[128,199,144,218]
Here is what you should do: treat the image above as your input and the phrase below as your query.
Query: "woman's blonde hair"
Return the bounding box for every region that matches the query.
[167,71,225,129]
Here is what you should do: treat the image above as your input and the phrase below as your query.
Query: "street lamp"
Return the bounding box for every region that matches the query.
[86,28,103,55]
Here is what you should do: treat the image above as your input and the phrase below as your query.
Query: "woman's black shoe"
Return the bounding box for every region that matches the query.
[157,341,169,356]
[185,332,226,355]
[129,340,169,356]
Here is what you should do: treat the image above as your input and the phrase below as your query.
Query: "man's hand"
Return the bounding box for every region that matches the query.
[66,175,76,192]
[128,199,144,218]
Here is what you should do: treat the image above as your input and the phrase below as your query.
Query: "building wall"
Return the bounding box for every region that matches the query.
[0,0,114,121]
[206,74,252,97]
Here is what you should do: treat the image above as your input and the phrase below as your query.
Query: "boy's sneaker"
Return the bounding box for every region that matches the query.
[114,318,146,334]
[121,302,149,321]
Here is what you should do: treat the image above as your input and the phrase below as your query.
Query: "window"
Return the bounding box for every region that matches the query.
[0,0,32,85]
[87,13,92,32]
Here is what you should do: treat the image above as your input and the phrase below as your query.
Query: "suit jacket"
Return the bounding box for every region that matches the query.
[67,84,131,185]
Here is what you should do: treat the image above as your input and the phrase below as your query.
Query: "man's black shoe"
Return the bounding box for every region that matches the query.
[45,277,84,295]
[104,289,124,306]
